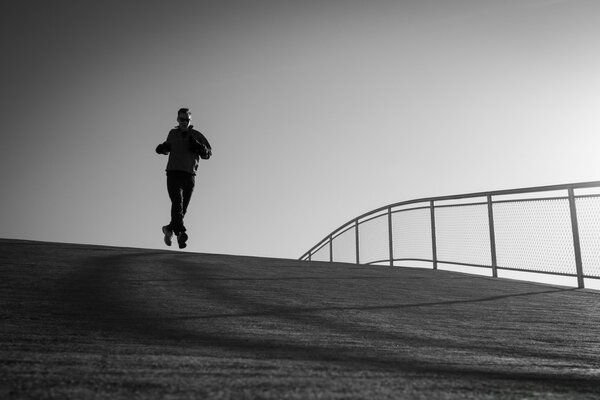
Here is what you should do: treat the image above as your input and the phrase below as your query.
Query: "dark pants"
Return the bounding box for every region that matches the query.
[166,171,195,234]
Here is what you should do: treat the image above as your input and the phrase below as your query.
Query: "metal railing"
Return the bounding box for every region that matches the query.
[299,181,600,288]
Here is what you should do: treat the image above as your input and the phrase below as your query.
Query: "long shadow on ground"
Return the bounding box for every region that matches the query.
[3,240,600,399]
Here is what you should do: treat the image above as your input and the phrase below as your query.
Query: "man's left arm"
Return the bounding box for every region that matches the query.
[189,132,212,159]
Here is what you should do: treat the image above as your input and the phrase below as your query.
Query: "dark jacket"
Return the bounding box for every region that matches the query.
[156,126,212,175]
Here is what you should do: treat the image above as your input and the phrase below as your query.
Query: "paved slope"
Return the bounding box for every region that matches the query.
[1,239,600,399]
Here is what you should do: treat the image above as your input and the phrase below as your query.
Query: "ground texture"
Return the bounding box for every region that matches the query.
[1,239,600,399]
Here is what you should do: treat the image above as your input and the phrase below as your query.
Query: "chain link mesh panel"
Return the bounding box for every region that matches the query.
[392,207,432,262]
[358,213,389,264]
[493,198,576,275]
[303,183,600,288]
[332,226,356,264]
[310,241,330,262]
[576,196,600,278]
[434,203,492,267]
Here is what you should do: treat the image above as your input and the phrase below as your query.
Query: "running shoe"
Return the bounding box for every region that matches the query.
[177,232,188,249]
[162,225,173,246]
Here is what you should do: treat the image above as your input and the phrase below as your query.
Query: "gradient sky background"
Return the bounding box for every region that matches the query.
[1,0,599,259]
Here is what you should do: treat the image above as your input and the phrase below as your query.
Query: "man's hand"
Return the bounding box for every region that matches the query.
[199,145,211,160]
[155,142,171,155]
[189,137,211,159]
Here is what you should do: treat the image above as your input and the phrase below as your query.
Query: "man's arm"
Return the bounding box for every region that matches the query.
[189,133,212,159]
[156,131,173,155]
[155,141,171,155]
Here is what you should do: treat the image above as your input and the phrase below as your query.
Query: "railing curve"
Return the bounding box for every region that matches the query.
[300,181,600,288]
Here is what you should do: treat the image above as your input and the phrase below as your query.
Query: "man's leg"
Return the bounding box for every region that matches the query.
[177,174,195,248]
[181,174,196,219]
[166,172,185,235]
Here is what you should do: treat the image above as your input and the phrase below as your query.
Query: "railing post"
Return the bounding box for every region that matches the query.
[487,195,498,278]
[355,219,360,265]
[430,200,438,270]
[329,235,333,263]
[568,188,584,288]
[388,207,394,267]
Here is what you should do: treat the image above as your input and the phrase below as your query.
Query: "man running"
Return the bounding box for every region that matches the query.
[155,108,212,248]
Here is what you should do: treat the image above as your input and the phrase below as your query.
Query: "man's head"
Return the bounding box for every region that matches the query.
[177,108,191,130]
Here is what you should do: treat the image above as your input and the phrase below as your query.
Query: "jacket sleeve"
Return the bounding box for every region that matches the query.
[156,131,173,155]
[200,133,211,151]
[190,132,212,159]
[199,133,212,159]
[155,141,171,155]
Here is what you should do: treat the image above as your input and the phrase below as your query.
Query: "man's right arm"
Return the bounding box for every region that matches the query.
[156,141,171,155]
[156,132,172,155]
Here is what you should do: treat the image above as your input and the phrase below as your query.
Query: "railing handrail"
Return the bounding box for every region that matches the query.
[300,180,600,261]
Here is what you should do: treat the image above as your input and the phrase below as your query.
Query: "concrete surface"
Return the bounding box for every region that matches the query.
[1,239,600,399]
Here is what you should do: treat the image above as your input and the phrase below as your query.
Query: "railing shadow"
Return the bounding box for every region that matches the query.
[51,251,600,390]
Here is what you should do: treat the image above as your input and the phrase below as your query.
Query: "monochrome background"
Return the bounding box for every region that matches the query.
[1,0,599,258]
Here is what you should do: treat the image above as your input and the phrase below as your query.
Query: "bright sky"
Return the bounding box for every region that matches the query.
[1,0,599,259]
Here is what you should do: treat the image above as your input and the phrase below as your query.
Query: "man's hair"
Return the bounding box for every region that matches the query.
[178,107,191,116]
